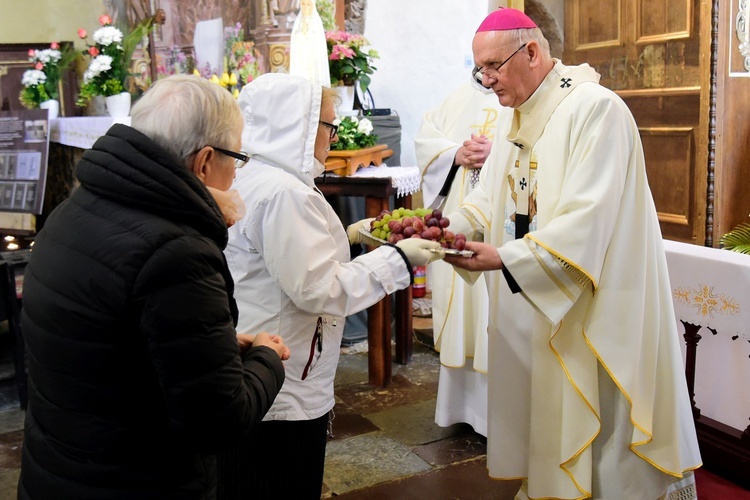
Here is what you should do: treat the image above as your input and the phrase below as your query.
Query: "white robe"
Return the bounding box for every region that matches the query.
[227,74,410,422]
[455,61,701,499]
[415,82,510,436]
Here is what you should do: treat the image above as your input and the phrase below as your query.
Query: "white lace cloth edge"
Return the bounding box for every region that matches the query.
[348,164,421,197]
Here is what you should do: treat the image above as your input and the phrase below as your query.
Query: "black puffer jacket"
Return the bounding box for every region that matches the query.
[18,125,285,499]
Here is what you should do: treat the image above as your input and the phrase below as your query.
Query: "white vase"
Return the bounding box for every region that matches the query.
[39,99,59,119]
[105,92,132,118]
[333,85,356,116]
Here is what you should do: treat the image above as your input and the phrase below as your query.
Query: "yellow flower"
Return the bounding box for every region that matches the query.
[228,73,238,86]
[193,69,200,76]
[232,88,240,99]
[210,74,220,85]
[220,72,230,87]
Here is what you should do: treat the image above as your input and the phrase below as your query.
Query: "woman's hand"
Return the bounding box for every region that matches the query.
[206,186,247,227]
[250,331,291,361]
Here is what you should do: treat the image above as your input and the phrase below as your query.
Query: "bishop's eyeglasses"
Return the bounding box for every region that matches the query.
[472,43,528,88]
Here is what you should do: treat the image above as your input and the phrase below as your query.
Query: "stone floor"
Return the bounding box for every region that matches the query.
[321,330,521,499]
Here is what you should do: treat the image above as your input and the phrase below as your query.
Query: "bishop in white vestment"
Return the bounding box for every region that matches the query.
[445,8,702,499]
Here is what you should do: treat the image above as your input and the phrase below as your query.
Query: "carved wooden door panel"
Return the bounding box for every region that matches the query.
[564,0,710,244]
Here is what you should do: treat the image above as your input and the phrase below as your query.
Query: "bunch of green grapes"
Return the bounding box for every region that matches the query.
[368,207,467,250]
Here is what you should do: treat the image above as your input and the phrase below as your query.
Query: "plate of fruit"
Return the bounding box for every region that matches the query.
[360,207,474,257]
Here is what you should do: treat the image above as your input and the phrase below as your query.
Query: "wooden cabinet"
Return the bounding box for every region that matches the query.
[564,0,750,246]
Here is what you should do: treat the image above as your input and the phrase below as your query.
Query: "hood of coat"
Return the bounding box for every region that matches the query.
[237,73,325,187]
[76,124,229,248]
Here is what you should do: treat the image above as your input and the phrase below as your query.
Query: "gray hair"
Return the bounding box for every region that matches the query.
[130,74,242,165]
[503,28,551,59]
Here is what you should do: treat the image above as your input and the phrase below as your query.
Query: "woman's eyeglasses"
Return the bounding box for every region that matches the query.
[319,121,338,140]
[210,146,250,169]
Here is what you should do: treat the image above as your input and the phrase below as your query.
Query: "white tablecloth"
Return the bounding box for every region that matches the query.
[664,239,750,431]
[348,165,421,197]
[49,116,130,149]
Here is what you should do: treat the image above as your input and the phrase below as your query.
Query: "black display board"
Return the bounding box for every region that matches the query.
[0,108,49,215]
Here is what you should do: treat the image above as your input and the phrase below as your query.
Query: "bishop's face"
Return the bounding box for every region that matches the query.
[472,31,532,109]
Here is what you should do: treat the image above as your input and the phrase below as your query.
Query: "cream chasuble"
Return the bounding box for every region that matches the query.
[456,61,701,498]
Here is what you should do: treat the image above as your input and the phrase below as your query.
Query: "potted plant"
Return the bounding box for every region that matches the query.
[76,14,153,115]
[325,31,378,91]
[19,43,76,118]
[330,116,378,151]
[325,116,389,176]
[325,30,378,112]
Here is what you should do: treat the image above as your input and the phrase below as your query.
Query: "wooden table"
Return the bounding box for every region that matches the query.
[315,175,413,388]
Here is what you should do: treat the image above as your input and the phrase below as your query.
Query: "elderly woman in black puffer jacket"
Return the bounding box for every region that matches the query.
[17,74,289,500]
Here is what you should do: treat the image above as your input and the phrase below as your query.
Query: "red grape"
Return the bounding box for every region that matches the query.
[369,207,470,252]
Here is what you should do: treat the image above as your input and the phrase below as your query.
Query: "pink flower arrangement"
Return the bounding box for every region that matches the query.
[325,30,378,92]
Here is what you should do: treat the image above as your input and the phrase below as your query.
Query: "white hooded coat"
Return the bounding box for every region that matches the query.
[226,73,411,421]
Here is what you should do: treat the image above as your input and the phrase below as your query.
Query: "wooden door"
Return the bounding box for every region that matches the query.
[564,0,711,244]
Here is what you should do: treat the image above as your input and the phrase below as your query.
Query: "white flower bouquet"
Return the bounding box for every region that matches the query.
[330,116,378,151]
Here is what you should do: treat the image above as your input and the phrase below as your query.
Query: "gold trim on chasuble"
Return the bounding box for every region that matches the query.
[581,331,703,478]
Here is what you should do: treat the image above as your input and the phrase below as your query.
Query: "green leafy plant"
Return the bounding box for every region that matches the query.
[720,222,750,254]
[18,43,76,108]
[330,116,378,151]
[325,31,378,92]
[76,14,154,106]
